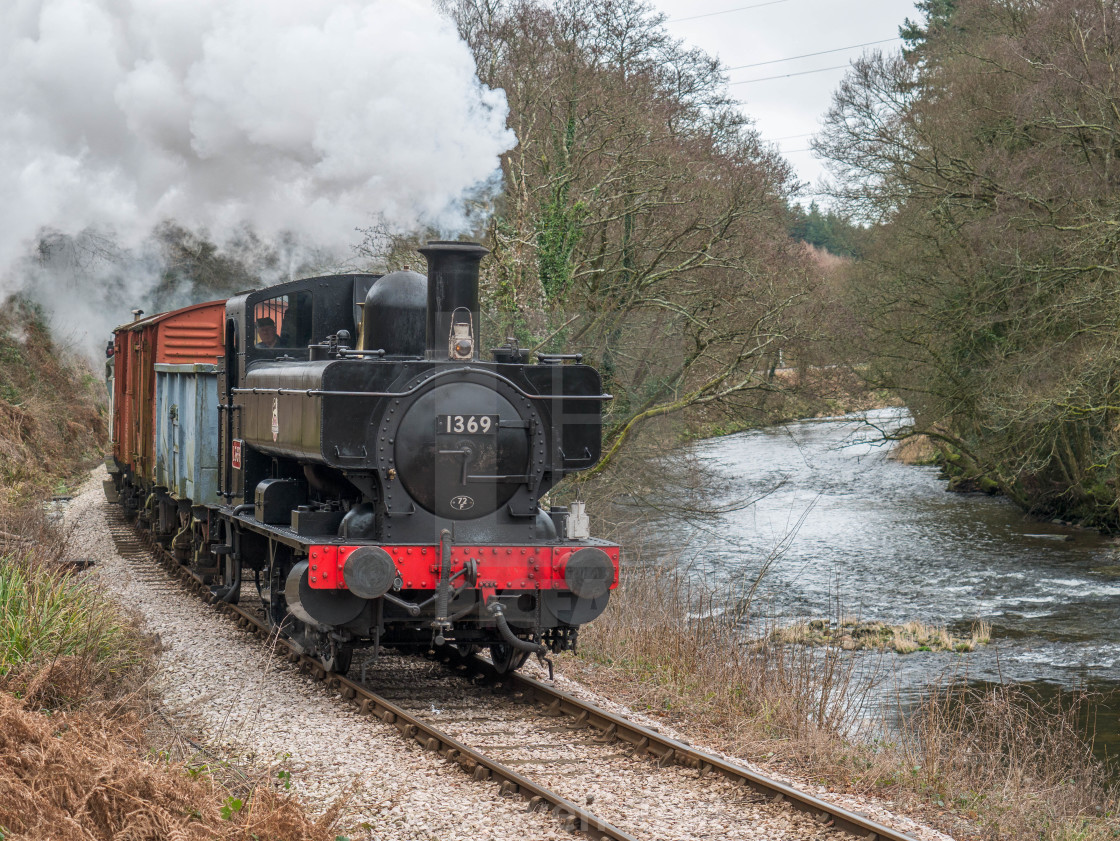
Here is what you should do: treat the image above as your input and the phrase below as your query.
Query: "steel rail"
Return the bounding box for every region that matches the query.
[130,525,636,841]
[126,516,920,841]
[507,673,919,841]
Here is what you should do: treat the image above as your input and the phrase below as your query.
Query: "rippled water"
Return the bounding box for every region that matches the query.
[647,408,1120,755]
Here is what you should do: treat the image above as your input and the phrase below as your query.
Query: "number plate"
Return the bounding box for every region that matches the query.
[437,414,498,435]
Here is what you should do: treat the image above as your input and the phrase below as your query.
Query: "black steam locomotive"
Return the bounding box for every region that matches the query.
[105,241,618,674]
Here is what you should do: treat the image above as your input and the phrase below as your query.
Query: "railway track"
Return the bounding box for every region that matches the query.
[108,511,921,841]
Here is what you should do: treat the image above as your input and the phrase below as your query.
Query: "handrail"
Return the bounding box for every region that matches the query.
[232,366,613,403]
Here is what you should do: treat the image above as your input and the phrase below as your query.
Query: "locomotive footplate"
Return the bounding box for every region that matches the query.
[219,508,618,570]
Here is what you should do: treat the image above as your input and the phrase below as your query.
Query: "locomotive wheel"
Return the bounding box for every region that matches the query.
[215,556,241,604]
[306,630,353,676]
[489,642,530,674]
[439,642,477,667]
[452,642,478,659]
[322,646,353,676]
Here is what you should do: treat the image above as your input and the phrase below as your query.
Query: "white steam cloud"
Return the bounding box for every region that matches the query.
[0,0,513,357]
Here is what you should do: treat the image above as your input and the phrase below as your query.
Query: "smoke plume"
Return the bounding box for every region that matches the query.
[0,0,513,357]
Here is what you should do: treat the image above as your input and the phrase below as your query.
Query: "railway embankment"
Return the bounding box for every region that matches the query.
[0,501,339,840]
[0,297,106,504]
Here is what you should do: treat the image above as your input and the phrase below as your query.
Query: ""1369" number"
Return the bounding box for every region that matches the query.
[438,414,498,434]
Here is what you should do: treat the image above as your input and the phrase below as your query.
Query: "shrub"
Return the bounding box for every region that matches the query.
[900,681,1119,840]
[0,555,147,686]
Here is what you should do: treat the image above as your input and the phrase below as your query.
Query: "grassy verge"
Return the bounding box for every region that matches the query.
[565,562,1118,840]
[0,557,147,685]
[0,507,343,841]
[570,565,874,763]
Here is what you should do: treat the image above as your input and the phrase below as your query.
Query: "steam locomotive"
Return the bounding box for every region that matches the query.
[104,241,618,674]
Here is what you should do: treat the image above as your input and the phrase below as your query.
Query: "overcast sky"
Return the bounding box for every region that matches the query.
[655,0,919,204]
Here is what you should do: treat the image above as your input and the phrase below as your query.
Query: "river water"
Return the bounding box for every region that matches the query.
[647,408,1120,756]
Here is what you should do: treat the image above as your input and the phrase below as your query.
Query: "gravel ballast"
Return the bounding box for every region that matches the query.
[68,466,954,840]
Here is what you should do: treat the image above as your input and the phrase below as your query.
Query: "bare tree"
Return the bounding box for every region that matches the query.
[442,0,817,476]
[817,0,1120,525]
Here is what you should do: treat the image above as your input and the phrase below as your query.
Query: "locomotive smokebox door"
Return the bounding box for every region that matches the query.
[255,478,301,525]
[393,382,529,519]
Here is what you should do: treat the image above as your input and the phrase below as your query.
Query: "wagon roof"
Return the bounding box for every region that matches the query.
[113,299,226,333]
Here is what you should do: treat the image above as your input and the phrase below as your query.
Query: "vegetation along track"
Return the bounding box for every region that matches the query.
[107,510,917,841]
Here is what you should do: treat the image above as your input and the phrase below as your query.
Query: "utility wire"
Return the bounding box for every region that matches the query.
[730,64,850,85]
[672,0,793,23]
[726,37,900,70]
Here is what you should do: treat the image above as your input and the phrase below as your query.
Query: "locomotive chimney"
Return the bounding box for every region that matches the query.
[418,240,488,361]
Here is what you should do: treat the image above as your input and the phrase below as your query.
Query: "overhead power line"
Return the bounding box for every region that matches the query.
[672,0,793,23]
[730,64,850,85]
[726,37,900,70]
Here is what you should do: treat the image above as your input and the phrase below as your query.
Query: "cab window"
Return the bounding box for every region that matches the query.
[253,292,312,350]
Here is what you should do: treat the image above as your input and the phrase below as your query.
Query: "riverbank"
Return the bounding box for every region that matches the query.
[567,563,1117,841]
[585,408,1120,839]
[889,427,1120,532]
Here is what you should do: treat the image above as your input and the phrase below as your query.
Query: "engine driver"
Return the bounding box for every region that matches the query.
[256,317,279,348]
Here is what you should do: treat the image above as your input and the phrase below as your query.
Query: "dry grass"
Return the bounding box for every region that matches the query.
[0,659,344,841]
[0,509,345,841]
[572,563,879,765]
[890,433,941,466]
[895,681,1120,840]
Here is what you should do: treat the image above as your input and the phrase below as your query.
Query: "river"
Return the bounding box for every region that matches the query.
[646,407,1120,757]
